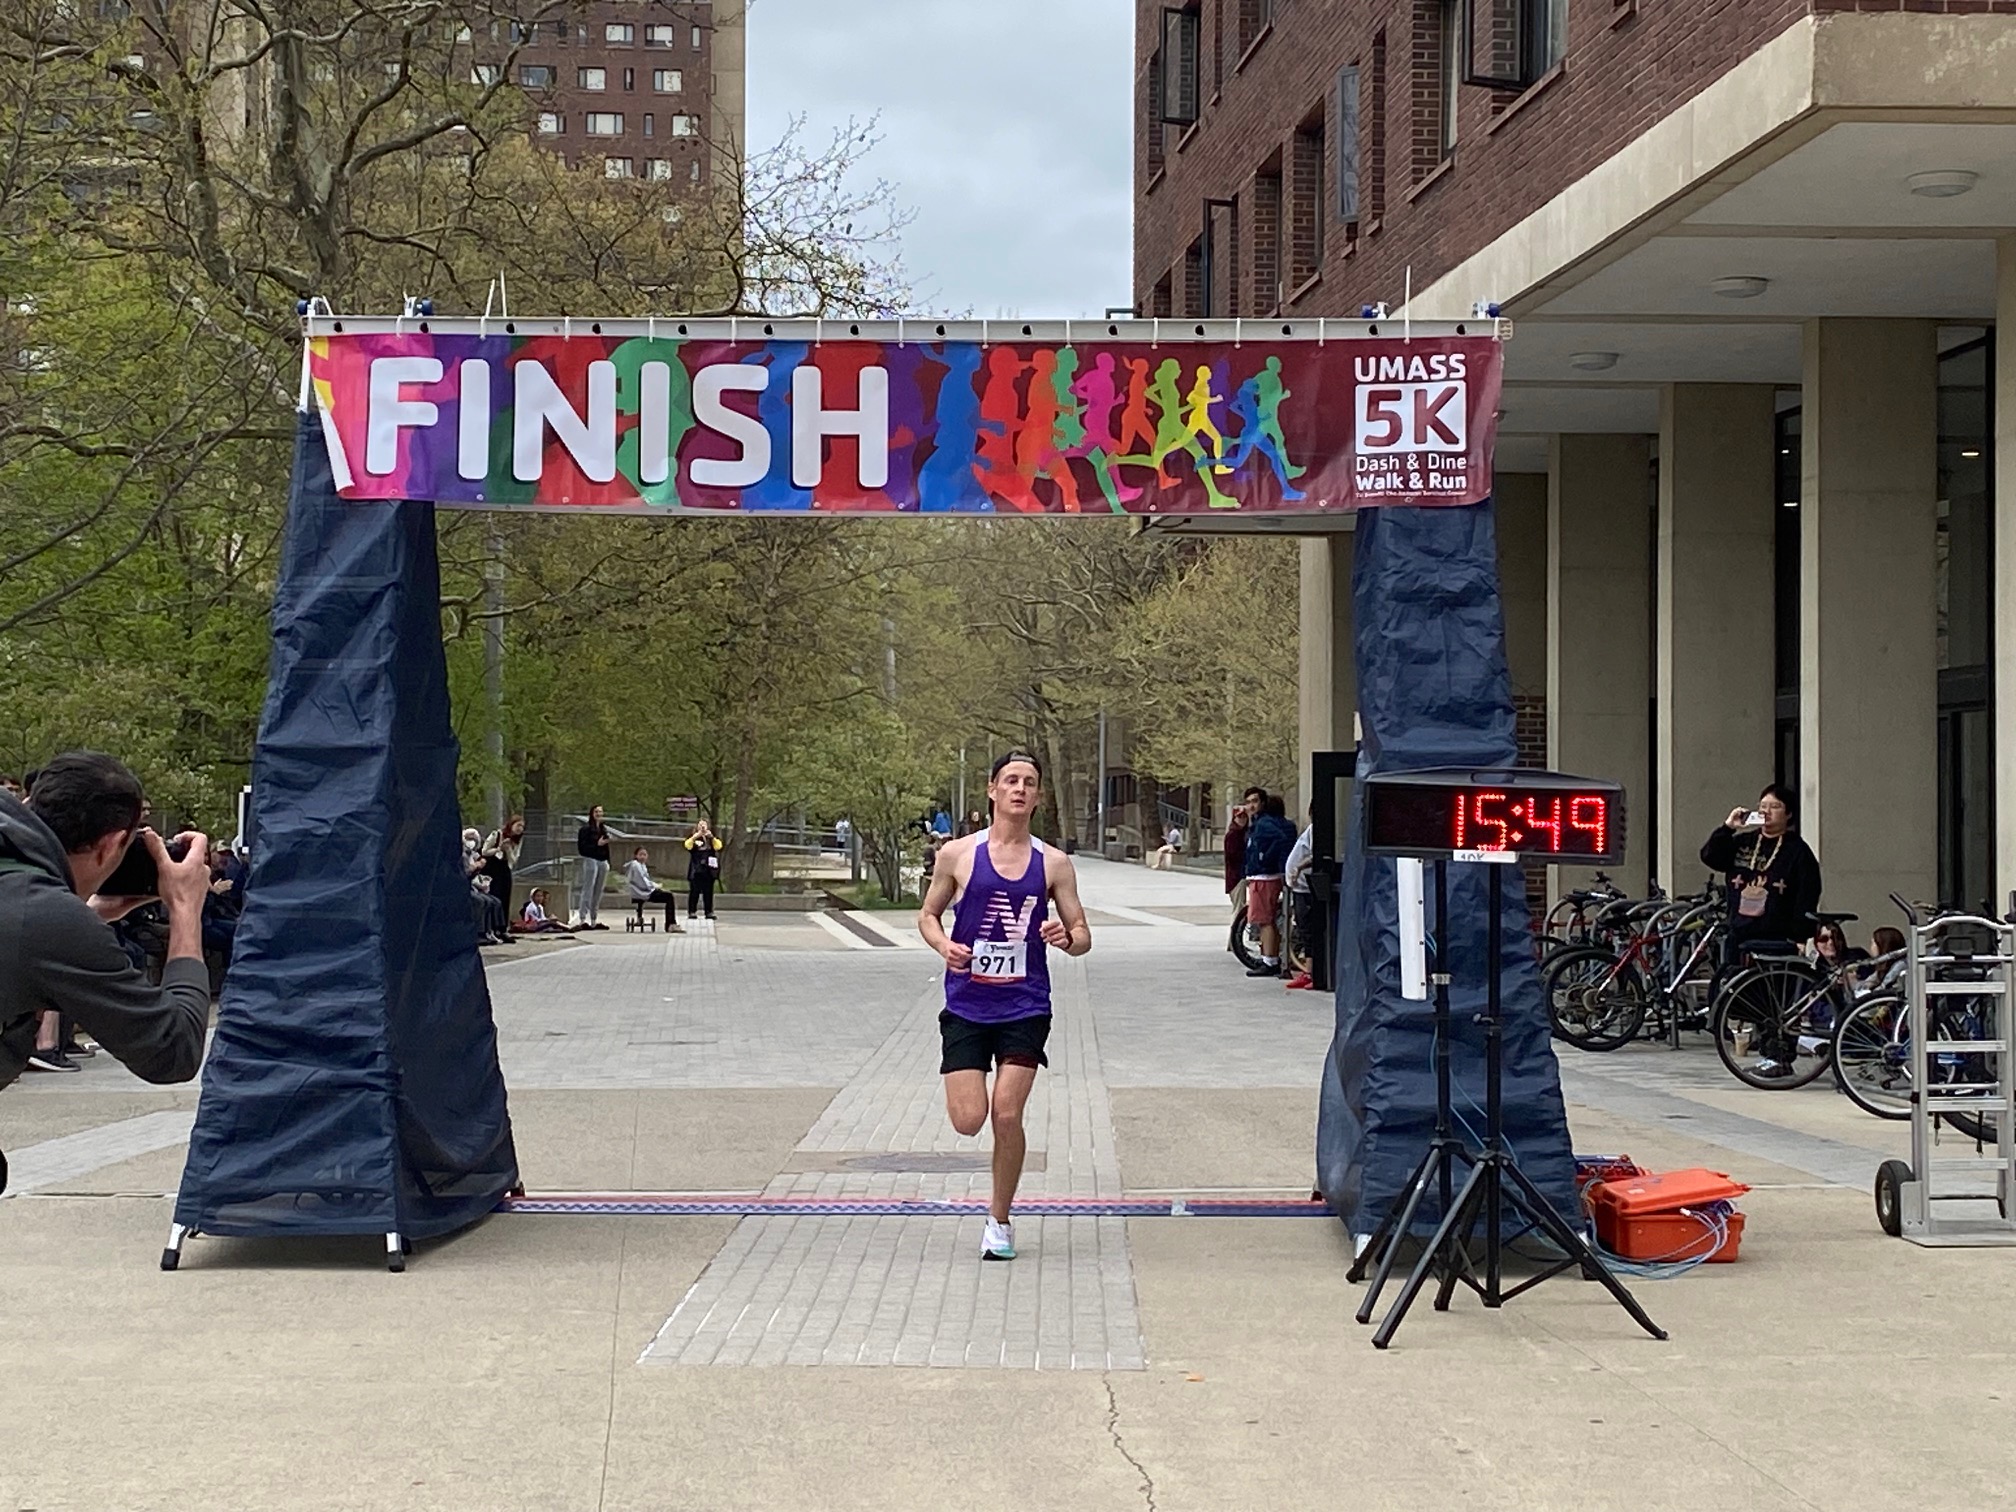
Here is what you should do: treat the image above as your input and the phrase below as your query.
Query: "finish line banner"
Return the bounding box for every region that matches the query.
[307,321,1503,515]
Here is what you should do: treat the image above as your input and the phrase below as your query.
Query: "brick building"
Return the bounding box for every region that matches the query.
[476,0,744,186]
[1136,1,2016,923]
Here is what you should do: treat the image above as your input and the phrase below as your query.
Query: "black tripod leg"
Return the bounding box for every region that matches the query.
[1353,1144,1449,1321]
[1431,1170,1486,1313]
[1371,1159,1488,1349]
[1345,1147,1431,1287]
[1500,1163,1667,1341]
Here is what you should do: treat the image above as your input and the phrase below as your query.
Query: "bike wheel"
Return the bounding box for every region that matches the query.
[1713,958,1829,1088]
[1229,906,1261,970]
[1542,948,1646,1052]
[1832,995,1911,1119]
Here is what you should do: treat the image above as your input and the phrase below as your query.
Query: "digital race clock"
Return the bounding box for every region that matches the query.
[1362,768,1626,865]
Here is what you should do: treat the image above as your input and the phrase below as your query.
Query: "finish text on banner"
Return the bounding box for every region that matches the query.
[309,329,1502,516]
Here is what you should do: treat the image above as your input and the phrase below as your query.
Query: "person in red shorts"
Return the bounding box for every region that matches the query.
[1242,792,1297,978]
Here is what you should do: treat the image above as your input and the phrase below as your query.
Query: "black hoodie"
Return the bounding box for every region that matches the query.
[0,793,210,1092]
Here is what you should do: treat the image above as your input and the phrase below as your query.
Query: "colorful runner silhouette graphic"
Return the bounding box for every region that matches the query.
[1216,356,1308,499]
[1017,349,1083,512]
[974,347,1041,512]
[1070,353,1144,512]
[1117,357,1235,507]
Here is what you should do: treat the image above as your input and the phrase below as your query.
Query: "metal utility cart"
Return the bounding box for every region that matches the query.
[1873,914,2016,1246]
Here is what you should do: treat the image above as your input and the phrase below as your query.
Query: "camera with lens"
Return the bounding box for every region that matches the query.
[97,831,191,898]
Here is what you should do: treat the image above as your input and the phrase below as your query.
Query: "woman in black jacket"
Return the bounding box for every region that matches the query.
[684,819,723,923]
[1701,783,1822,1077]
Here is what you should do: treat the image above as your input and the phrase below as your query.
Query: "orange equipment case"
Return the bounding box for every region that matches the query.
[1588,1169,1750,1264]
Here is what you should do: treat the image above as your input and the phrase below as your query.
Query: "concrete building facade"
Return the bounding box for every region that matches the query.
[1134,0,2016,925]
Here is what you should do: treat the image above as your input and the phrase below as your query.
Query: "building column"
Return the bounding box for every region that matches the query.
[1658,385,1777,895]
[1997,241,2016,912]
[1495,472,1549,767]
[1801,319,1938,924]
[1297,532,1355,817]
[1549,434,1653,892]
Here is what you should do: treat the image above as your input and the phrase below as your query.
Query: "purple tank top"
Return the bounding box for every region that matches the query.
[943,833,1051,1025]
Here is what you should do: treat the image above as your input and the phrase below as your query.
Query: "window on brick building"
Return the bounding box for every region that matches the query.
[1440,0,1461,153]
[537,111,563,136]
[1411,0,1458,180]
[1236,0,1274,54]
[672,114,699,136]
[1290,109,1324,289]
[471,64,500,86]
[519,64,553,89]
[1210,0,1224,97]
[585,112,623,136]
[648,159,672,181]
[605,22,634,45]
[1252,161,1282,314]
[578,66,606,91]
[1336,66,1360,228]
[1146,50,1167,178]
[1201,199,1238,318]
[552,20,568,43]
[1157,5,1200,126]
[1527,0,1568,77]
[645,24,675,47]
[1183,239,1205,319]
[654,69,683,92]
[691,24,703,48]
[1462,0,1568,89]
[604,157,634,179]
[1369,29,1388,221]
[690,158,702,183]
[643,113,654,137]
[623,67,635,90]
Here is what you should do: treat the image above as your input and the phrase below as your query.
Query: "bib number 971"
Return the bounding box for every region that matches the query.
[970,938,1027,984]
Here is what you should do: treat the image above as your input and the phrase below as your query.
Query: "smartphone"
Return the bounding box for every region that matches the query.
[97,831,190,897]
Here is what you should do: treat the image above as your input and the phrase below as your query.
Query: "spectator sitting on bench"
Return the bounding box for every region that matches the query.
[624,846,686,933]
[514,888,574,935]
[470,871,509,945]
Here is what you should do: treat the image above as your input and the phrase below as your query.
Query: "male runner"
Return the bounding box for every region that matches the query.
[918,751,1091,1260]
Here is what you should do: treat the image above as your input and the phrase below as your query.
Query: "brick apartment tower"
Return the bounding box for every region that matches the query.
[478,0,745,187]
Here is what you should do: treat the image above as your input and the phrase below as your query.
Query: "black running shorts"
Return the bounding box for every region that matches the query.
[939,1010,1052,1074]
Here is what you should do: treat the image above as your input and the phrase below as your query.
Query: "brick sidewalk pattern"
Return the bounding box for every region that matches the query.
[640,956,1148,1370]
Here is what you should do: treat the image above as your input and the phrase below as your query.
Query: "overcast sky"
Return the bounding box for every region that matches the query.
[746,1,1135,318]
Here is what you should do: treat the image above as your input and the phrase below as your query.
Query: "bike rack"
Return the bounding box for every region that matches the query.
[1887,914,2016,1247]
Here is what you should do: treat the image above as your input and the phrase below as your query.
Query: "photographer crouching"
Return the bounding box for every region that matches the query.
[0,752,215,1194]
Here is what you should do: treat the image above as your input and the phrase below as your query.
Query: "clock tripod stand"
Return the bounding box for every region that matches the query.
[1349,769,1667,1349]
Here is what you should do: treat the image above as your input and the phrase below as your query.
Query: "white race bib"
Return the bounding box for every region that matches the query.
[970,937,1028,984]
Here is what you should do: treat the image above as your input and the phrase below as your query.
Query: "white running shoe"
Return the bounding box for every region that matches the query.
[981,1218,1016,1261]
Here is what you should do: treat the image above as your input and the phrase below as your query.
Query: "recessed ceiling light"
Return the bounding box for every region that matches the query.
[1961,448,1982,458]
[1712,276,1770,299]
[1907,169,1977,199]
[1780,499,1798,509]
[1568,351,1619,372]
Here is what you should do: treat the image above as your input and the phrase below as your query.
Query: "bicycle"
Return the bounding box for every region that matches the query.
[1708,895,1941,1090]
[1541,889,1724,1052]
[1830,917,1997,1143]
[1538,873,1625,956]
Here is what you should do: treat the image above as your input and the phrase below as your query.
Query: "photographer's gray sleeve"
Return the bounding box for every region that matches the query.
[30,898,209,1083]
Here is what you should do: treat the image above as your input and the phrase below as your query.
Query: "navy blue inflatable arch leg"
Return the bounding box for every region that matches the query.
[169,413,518,1259]
[1314,501,1577,1237]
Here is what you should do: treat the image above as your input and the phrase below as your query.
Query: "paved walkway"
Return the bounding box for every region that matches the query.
[9,855,2014,1512]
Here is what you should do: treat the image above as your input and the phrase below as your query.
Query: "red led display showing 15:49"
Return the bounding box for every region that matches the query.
[1454,790,1609,855]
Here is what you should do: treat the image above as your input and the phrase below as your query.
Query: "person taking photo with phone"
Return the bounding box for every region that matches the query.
[0,753,214,1187]
[1700,783,1823,1079]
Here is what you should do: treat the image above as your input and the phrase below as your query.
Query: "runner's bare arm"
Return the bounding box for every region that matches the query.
[1040,852,1092,957]
[917,837,973,967]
